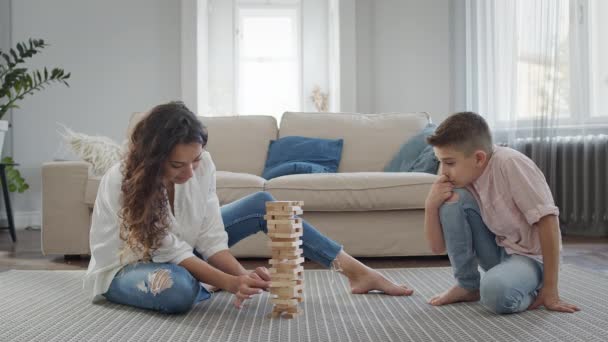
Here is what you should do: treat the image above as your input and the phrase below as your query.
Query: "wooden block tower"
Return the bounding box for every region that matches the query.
[265,201,305,319]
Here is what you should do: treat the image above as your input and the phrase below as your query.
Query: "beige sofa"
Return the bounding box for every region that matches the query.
[42,112,438,257]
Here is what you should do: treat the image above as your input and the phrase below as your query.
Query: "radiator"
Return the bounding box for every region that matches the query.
[512,135,608,236]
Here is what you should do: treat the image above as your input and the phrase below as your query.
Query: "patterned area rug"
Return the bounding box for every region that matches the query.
[0,266,606,341]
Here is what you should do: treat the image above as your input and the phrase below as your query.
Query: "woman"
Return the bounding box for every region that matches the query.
[84,102,413,314]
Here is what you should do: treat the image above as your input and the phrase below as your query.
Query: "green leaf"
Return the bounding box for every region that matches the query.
[10,49,19,63]
[8,184,16,192]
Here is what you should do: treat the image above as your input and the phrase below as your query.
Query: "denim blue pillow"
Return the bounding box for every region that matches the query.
[408,144,440,174]
[262,136,344,180]
[263,161,331,180]
[384,123,438,173]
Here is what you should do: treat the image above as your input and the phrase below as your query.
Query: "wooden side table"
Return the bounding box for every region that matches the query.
[0,163,17,242]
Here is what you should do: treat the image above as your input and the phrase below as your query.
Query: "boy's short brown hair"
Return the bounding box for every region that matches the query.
[426,112,493,156]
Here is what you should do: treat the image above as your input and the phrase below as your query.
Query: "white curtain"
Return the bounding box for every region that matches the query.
[464,0,580,142]
[465,0,608,235]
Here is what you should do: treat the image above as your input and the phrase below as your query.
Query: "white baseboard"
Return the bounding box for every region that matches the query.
[0,211,41,229]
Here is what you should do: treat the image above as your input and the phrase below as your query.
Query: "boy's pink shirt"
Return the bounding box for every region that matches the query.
[466,145,561,259]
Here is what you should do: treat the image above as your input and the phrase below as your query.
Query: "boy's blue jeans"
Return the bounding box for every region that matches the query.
[104,191,342,314]
[439,188,544,314]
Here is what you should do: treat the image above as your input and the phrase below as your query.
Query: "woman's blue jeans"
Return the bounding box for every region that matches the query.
[104,191,342,314]
[439,188,544,314]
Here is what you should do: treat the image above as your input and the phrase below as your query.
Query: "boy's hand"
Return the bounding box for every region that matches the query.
[528,287,580,313]
[425,175,455,209]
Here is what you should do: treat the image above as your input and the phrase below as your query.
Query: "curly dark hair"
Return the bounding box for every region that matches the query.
[119,101,208,260]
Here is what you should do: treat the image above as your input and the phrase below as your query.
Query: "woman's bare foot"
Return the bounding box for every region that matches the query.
[428,285,479,306]
[335,251,414,296]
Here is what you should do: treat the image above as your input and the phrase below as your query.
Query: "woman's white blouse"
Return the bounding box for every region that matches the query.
[83,152,228,301]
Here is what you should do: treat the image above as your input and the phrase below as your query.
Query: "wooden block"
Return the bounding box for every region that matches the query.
[269,272,302,280]
[271,253,303,261]
[268,240,303,248]
[269,257,305,266]
[272,263,302,270]
[270,285,304,297]
[266,209,303,216]
[265,205,303,212]
[273,305,300,312]
[267,223,302,232]
[270,279,303,287]
[270,283,303,291]
[271,237,301,243]
[270,245,301,252]
[270,254,303,262]
[264,214,291,221]
[271,248,303,257]
[283,312,301,319]
[268,227,302,234]
[271,298,299,306]
[270,266,303,274]
[266,218,302,226]
[267,230,303,239]
[266,201,304,209]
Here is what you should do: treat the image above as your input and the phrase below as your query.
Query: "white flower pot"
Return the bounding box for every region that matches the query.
[0,120,8,157]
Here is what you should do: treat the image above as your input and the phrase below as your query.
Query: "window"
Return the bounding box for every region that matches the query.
[235,5,301,120]
[510,0,607,123]
[590,0,608,118]
[514,0,570,120]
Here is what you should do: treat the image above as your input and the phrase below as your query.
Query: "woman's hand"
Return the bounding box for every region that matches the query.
[229,274,270,309]
[425,174,454,209]
[248,266,271,284]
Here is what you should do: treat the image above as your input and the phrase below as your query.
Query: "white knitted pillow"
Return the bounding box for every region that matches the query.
[58,125,124,176]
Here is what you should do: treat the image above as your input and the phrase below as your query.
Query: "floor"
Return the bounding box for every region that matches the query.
[2,228,608,274]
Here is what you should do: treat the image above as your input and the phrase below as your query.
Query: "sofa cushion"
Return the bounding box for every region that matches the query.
[84,176,101,207]
[279,112,430,172]
[262,136,343,179]
[129,113,278,176]
[202,116,278,176]
[265,172,437,211]
[216,171,266,205]
[384,123,437,173]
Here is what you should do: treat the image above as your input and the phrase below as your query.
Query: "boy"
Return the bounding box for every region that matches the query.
[424,112,579,314]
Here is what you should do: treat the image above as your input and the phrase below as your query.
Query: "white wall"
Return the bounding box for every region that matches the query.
[354,0,454,122]
[302,0,329,112]
[0,0,13,157]
[7,0,182,225]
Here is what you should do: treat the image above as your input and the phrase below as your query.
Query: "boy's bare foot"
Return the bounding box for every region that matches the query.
[428,285,480,306]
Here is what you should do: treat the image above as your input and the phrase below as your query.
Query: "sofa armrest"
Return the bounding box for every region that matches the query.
[41,161,92,256]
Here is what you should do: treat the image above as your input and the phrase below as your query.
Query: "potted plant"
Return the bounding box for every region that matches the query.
[0,38,70,192]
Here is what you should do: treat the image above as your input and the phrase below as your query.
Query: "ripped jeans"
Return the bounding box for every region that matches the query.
[439,188,544,314]
[104,191,342,314]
